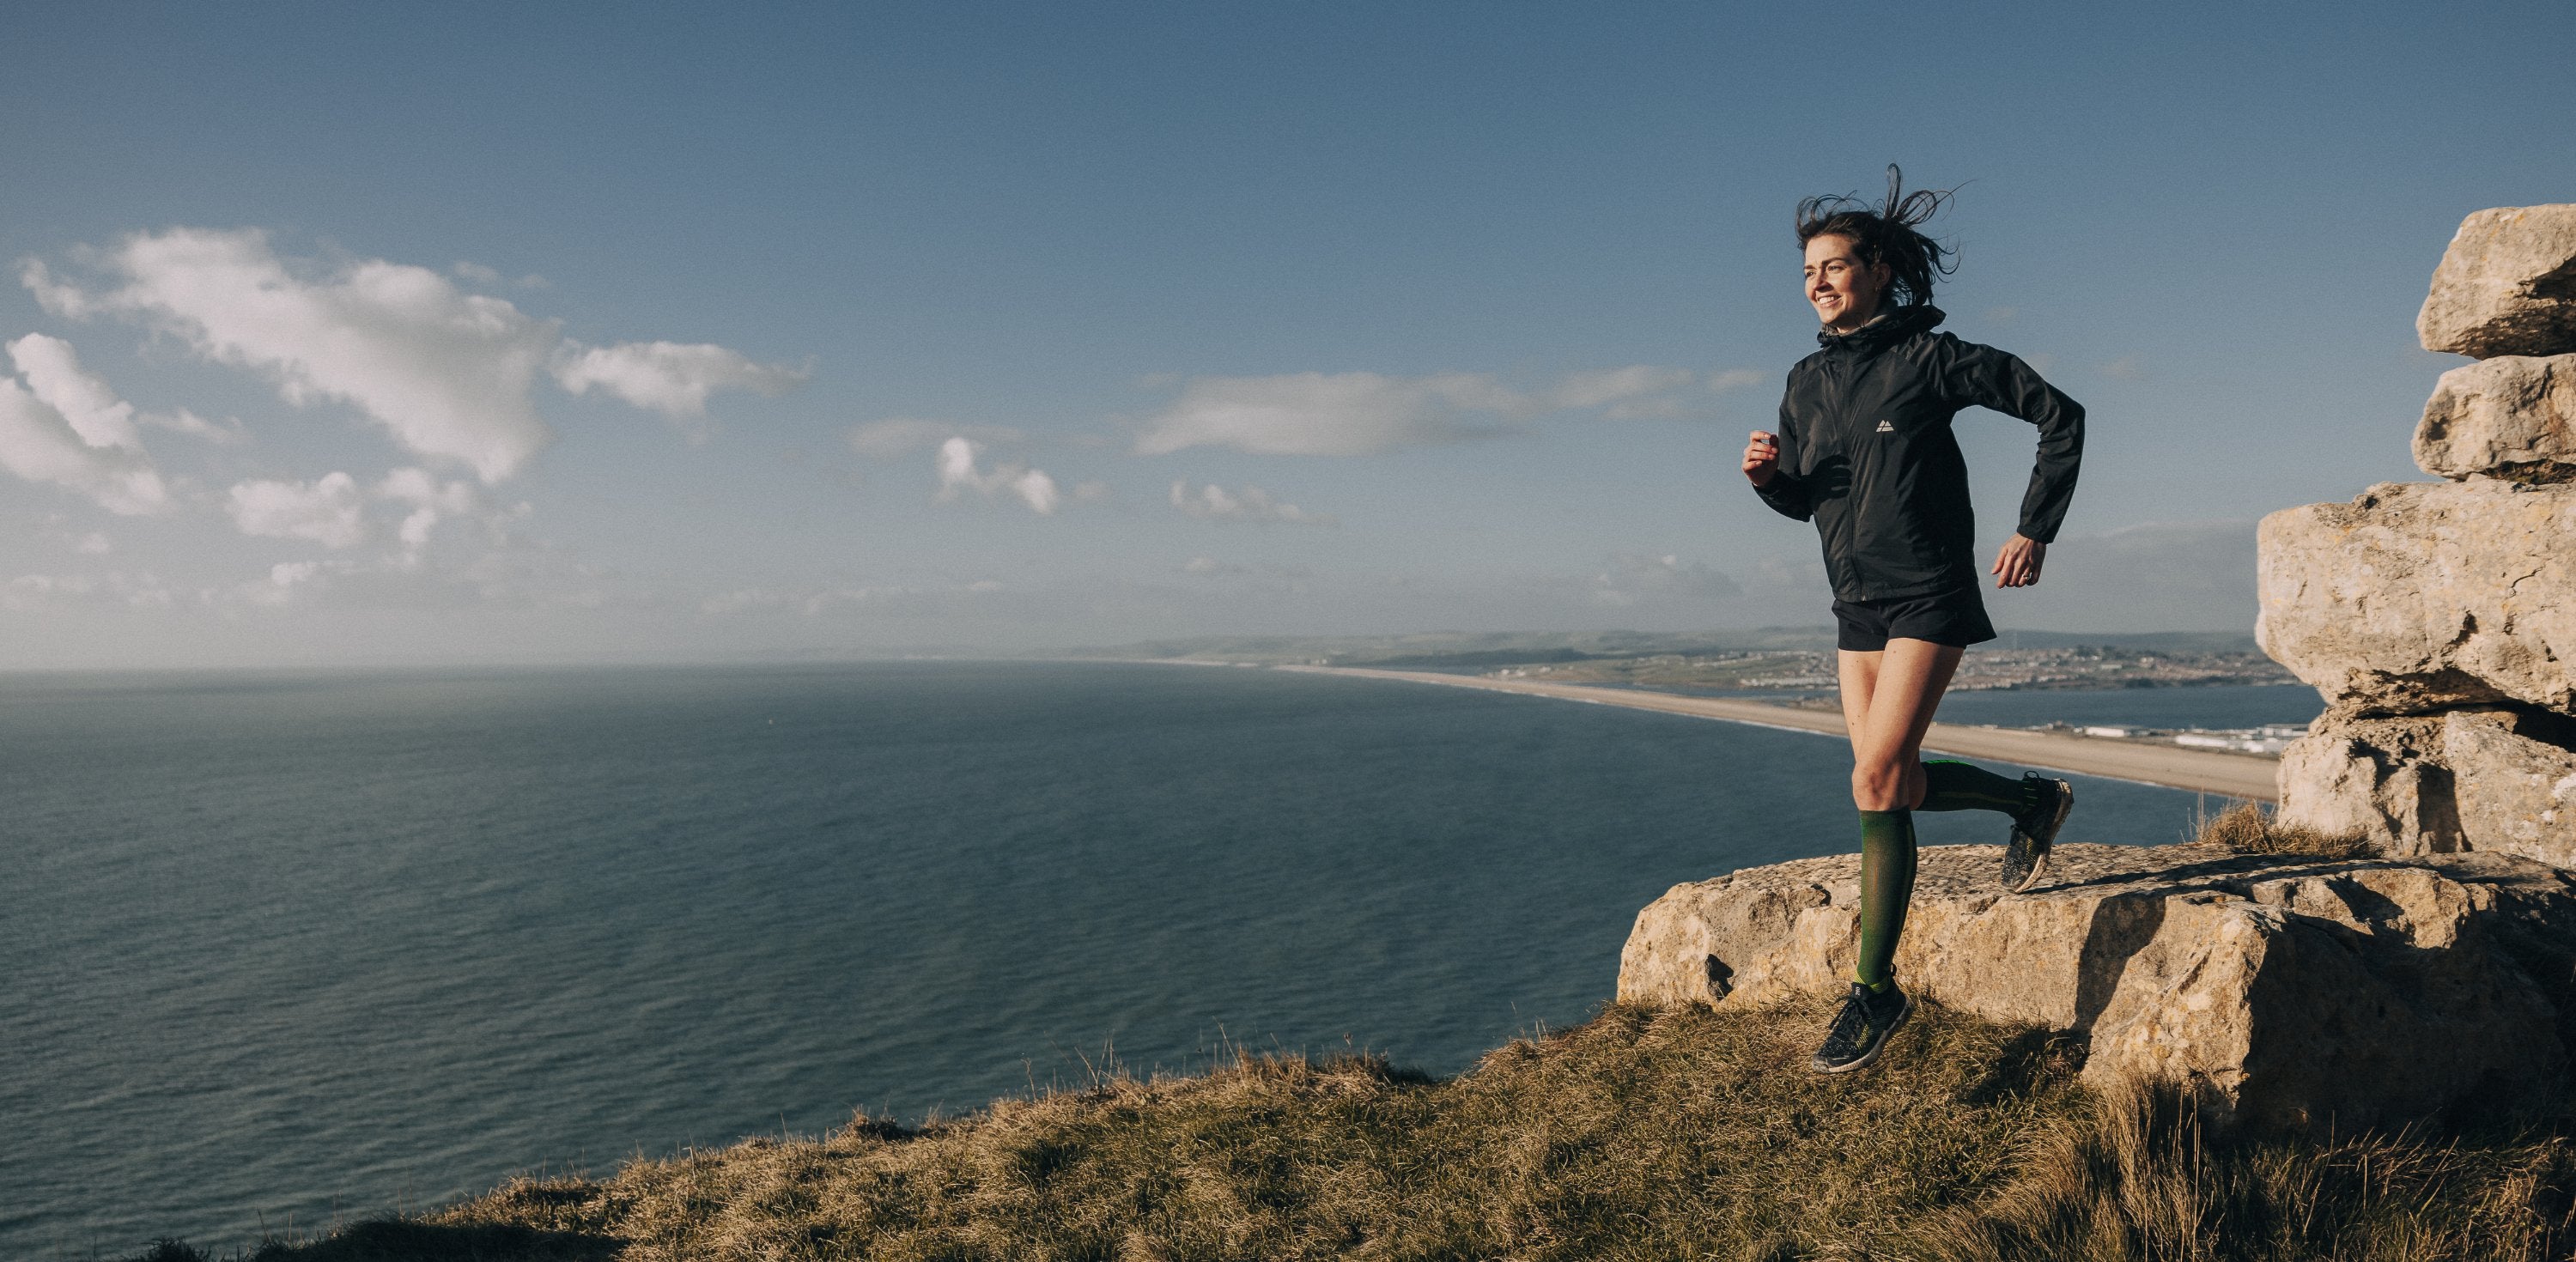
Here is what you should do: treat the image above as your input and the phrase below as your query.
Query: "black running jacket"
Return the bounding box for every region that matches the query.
[1753,305,2084,603]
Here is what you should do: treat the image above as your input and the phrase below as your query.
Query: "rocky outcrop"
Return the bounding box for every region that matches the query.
[2416,355,2576,482]
[2446,709,2576,868]
[2417,204,2576,359]
[2263,204,2576,864]
[2257,479,2576,715]
[1618,842,2576,1133]
[2270,713,2459,852]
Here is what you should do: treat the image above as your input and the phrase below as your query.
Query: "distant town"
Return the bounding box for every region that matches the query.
[1066,630,2312,758]
[1480,642,2298,694]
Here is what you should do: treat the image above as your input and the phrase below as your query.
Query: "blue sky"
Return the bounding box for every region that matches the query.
[2,2,2569,667]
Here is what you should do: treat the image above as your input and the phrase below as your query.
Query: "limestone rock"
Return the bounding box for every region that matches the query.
[1618,843,2576,1132]
[2274,713,2458,855]
[2418,204,2576,359]
[2257,479,2576,714]
[2275,708,2576,865]
[2447,710,2576,868]
[2416,355,2576,481]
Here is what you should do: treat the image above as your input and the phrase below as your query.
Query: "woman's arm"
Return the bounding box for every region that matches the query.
[1747,400,1813,520]
[1939,337,2084,547]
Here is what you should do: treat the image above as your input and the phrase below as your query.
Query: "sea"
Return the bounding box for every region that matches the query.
[0,662,2324,1258]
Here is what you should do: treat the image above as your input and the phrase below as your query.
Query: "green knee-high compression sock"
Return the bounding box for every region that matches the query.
[1855,809,1918,992]
[1917,759,2033,815]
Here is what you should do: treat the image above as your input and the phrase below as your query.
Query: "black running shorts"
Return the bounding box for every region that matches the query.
[1832,585,1997,652]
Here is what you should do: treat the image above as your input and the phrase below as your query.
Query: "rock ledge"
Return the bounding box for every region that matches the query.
[1618,842,2576,1132]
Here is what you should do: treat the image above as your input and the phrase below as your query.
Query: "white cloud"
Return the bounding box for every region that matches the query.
[1991,519,2257,633]
[1547,365,1693,411]
[0,361,171,515]
[374,465,486,549]
[848,417,1025,459]
[934,436,1060,514]
[2102,355,2147,380]
[9,334,143,450]
[269,560,323,589]
[1133,364,1718,455]
[27,229,558,482]
[26,228,798,481]
[149,409,246,444]
[9,333,245,452]
[1134,371,1519,456]
[551,340,807,432]
[1169,480,1339,526]
[1010,467,1060,514]
[3,569,180,611]
[227,472,368,549]
[1589,553,1741,607]
[1707,368,1767,394]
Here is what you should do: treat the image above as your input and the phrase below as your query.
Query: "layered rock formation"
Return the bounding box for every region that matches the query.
[1617,842,2576,1132]
[2260,204,2576,859]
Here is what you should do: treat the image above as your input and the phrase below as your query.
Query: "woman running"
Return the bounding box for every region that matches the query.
[1740,168,2083,1074]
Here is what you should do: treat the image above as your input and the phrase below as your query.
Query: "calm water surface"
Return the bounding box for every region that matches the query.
[3,663,2269,1256]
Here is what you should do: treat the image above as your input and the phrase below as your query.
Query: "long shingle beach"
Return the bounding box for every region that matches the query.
[1281,664,2282,802]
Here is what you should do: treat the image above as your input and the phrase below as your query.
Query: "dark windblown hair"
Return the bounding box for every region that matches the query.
[1795,165,1958,309]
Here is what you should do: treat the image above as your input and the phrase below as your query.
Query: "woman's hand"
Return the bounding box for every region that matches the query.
[1991,534,2046,588]
[1742,430,1780,486]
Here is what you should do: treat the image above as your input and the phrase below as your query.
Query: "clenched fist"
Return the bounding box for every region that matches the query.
[1741,430,1780,486]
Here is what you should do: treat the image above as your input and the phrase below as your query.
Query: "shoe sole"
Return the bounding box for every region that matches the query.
[1810,991,1915,1074]
[2008,780,2075,895]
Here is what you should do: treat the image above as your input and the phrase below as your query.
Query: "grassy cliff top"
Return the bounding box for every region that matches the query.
[146,992,2575,1262]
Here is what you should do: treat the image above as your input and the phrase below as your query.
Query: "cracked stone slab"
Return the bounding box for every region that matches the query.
[2417,355,2576,482]
[1619,842,2576,1132]
[2257,479,2576,714]
[2419,204,2576,359]
[2272,707,2576,865]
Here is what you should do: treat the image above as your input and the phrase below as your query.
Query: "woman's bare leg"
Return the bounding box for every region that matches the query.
[1838,640,1960,809]
[1834,638,1962,1004]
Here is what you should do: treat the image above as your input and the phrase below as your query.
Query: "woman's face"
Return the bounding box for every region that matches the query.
[1803,234,1889,331]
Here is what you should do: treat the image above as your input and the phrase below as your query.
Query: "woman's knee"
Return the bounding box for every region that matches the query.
[1850,758,1910,810]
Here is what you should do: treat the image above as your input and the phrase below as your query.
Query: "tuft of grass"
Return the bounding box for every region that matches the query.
[2196,799,2379,859]
[148,998,2576,1261]
[1917,1077,2576,1260]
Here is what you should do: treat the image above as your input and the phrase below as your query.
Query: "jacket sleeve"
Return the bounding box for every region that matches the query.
[1939,337,2084,543]
[1751,395,1813,521]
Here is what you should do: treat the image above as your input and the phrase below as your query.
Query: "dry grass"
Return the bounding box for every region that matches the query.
[144,998,2576,1262]
[1916,1078,2576,1260]
[2194,800,2379,859]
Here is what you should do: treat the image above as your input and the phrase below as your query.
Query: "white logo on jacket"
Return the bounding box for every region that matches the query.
[1875,420,1895,433]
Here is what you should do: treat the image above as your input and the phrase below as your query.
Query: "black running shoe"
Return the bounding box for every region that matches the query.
[1809,980,1914,1074]
[2002,774,2074,894]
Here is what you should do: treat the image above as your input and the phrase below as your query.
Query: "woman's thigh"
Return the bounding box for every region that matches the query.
[1836,649,1883,750]
[1856,638,1963,768]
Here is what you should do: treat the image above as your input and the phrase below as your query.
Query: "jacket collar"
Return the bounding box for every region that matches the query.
[1816,303,1945,353]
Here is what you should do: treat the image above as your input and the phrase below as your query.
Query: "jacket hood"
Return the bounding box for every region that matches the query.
[1817,303,1946,352]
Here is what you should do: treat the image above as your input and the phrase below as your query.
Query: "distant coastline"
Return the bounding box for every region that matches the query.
[1281,664,2285,803]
